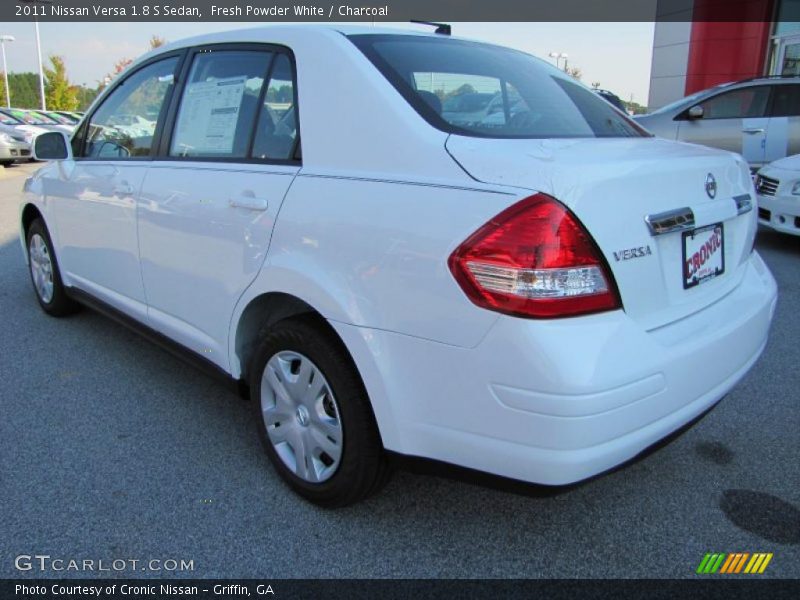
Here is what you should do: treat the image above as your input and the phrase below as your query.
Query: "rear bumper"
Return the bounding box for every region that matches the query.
[757,192,800,236]
[335,252,777,484]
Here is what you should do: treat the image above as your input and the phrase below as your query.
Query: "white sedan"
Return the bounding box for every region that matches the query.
[22,26,777,506]
[756,154,800,236]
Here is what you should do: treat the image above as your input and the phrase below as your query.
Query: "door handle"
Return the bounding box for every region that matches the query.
[113,181,134,196]
[742,128,765,134]
[229,195,268,211]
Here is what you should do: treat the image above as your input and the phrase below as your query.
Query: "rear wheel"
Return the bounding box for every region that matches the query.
[250,317,389,507]
[26,218,80,317]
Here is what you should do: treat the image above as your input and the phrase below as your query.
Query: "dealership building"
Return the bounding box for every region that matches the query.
[648,0,800,108]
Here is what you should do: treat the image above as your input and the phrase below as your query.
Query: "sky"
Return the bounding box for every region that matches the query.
[0,21,656,105]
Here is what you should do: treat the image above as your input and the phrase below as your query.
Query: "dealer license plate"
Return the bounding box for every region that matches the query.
[682,223,725,289]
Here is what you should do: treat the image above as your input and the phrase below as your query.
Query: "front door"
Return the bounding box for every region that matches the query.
[677,85,771,168]
[47,55,181,319]
[137,47,301,369]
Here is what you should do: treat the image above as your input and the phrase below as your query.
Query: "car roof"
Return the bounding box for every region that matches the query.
[138,24,512,68]
[155,24,443,53]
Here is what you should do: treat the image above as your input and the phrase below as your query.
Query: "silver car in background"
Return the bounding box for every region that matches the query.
[0,128,31,166]
[635,77,800,170]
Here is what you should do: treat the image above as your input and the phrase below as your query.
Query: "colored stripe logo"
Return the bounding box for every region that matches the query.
[697,552,773,574]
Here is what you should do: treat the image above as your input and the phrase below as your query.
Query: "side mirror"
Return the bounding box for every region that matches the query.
[33,131,72,161]
[688,105,704,120]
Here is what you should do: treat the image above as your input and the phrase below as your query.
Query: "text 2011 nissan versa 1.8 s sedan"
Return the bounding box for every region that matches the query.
[22,26,777,506]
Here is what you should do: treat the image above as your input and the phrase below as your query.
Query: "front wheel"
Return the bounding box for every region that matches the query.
[26,218,80,317]
[250,317,389,507]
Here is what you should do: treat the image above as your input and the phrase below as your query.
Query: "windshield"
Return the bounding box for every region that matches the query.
[6,109,49,125]
[350,34,648,139]
[0,113,22,125]
[28,111,59,124]
[46,112,75,124]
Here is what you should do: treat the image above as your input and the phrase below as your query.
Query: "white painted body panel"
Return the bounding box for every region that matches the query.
[445,136,758,330]
[20,26,778,485]
[40,161,150,322]
[756,155,800,236]
[137,162,298,366]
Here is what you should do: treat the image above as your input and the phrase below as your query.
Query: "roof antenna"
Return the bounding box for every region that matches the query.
[410,20,452,35]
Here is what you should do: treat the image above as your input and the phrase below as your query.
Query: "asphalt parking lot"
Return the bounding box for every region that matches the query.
[1,161,798,579]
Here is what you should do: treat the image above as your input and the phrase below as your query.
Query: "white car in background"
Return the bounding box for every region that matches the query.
[756,154,800,236]
[22,26,777,507]
[0,111,48,145]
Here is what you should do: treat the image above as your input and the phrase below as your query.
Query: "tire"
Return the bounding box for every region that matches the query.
[1,160,12,167]
[26,218,80,317]
[250,316,389,507]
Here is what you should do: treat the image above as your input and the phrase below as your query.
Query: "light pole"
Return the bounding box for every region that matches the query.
[0,35,14,108]
[35,21,46,110]
[548,52,569,72]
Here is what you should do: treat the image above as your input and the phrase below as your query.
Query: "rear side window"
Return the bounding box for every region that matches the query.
[170,50,273,159]
[252,53,298,160]
[694,86,770,120]
[350,34,647,139]
[770,84,800,117]
[82,56,179,158]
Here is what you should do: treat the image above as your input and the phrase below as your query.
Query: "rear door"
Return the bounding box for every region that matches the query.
[765,83,800,163]
[137,45,300,368]
[676,85,771,167]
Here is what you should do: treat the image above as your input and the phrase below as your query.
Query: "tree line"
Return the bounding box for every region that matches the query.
[0,35,165,112]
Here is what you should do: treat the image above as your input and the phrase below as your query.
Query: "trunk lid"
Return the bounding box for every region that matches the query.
[446,135,757,329]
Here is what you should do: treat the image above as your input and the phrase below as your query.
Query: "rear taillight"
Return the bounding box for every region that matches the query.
[448,193,621,318]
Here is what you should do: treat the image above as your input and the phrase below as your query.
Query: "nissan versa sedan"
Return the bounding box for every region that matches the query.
[21,26,777,507]
[636,77,800,169]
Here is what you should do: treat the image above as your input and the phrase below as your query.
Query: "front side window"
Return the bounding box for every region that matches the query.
[82,56,179,158]
[170,50,273,159]
[351,34,647,139]
[693,86,770,120]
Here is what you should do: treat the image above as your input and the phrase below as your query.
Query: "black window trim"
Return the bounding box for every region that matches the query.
[74,49,188,162]
[675,84,774,122]
[72,42,302,167]
[157,42,302,167]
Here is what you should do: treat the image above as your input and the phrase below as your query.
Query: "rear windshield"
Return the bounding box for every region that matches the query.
[350,34,648,139]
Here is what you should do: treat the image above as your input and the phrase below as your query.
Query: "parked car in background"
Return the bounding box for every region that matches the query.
[635,77,800,170]
[755,153,800,236]
[0,129,31,166]
[594,89,627,112]
[0,108,73,135]
[23,26,777,507]
[25,110,75,133]
[0,111,46,145]
[41,110,80,126]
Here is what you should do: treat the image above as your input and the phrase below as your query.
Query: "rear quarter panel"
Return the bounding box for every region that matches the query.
[229,174,525,371]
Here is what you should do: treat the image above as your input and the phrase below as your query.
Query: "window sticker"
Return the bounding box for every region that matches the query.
[173,76,247,155]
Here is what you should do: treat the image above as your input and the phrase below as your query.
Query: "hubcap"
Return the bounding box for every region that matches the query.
[260,351,343,483]
[29,234,54,304]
